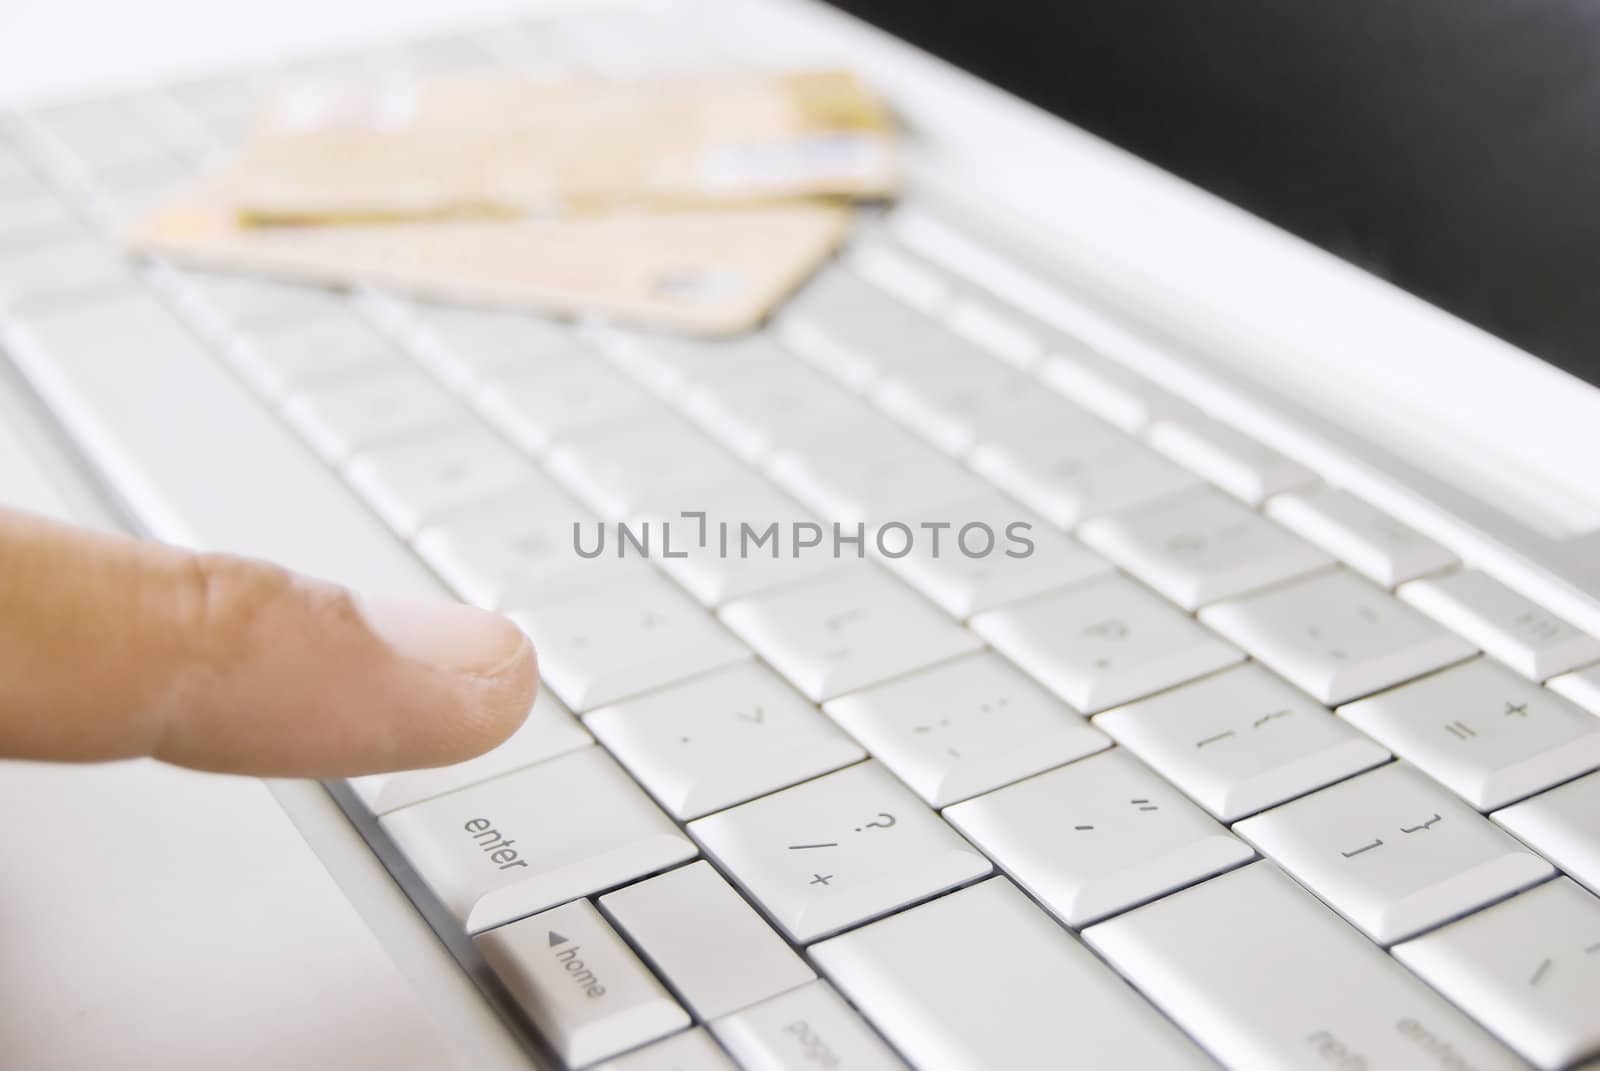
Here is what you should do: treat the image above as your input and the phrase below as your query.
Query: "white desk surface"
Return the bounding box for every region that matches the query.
[0,2,560,1066]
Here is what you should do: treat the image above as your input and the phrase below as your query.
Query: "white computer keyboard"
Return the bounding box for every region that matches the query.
[4,8,1600,1070]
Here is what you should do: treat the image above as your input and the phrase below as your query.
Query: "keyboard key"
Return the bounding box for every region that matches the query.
[599,326,787,401]
[549,413,742,519]
[1234,763,1553,944]
[719,568,983,702]
[347,425,535,535]
[971,417,1203,527]
[1038,348,1198,433]
[767,425,988,524]
[845,236,956,313]
[688,761,991,943]
[474,897,688,1067]
[680,360,867,463]
[1339,657,1600,810]
[172,270,346,334]
[349,687,591,815]
[942,295,1050,370]
[875,494,1113,618]
[228,314,400,401]
[585,662,865,820]
[1494,771,1600,896]
[476,362,653,454]
[1265,485,1457,588]
[972,573,1244,713]
[600,861,815,1020]
[710,980,905,1071]
[33,94,194,177]
[595,1029,736,1071]
[510,572,749,711]
[811,878,1211,1071]
[945,748,1253,926]
[285,367,465,461]
[1548,662,1600,713]
[823,652,1110,807]
[1084,862,1524,1071]
[1400,569,1600,681]
[1393,878,1600,1071]
[1200,568,1476,705]
[0,185,77,247]
[1079,488,1333,610]
[0,232,131,312]
[414,483,637,610]
[381,746,696,932]
[1094,662,1390,821]
[637,477,844,607]
[404,302,585,390]
[1146,414,1317,504]
[872,359,1063,456]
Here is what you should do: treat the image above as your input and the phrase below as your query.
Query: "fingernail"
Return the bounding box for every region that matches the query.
[357,596,528,677]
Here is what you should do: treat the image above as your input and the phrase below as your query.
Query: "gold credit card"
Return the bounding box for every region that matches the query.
[131,186,851,336]
[227,69,899,223]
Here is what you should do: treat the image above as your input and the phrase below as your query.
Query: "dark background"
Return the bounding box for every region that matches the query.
[830,0,1600,387]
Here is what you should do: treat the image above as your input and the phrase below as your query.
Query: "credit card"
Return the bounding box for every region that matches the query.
[227,69,898,223]
[131,186,851,336]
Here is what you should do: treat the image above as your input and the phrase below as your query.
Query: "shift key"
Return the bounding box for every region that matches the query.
[382,746,696,933]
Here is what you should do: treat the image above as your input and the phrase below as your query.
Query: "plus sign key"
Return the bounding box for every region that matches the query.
[688,761,991,943]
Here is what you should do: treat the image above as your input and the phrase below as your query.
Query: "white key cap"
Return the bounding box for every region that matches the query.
[719,568,983,702]
[585,662,865,820]
[824,652,1110,807]
[1080,489,1333,610]
[1339,657,1600,810]
[1394,878,1600,1071]
[945,748,1253,926]
[0,186,76,246]
[875,494,1113,618]
[510,573,750,711]
[595,1029,736,1071]
[1400,570,1600,681]
[1084,862,1524,1071]
[811,878,1211,1071]
[972,573,1244,713]
[549,413,742,520]
[284,368,465,461]
[767,427,988,525]
[172,271,346,334]
[413,478,629,609]
[1038,347,1199,433]
[0,232,131,312]
[845,237,955,313]
[1200,568,1477,705]
[600,861,815,1020]
[779,269,980,389]
[941,295,1054,371]
[474,898,688,1068]
[1494,771,1600,896]
[3,287,440,595]
[638,477,844,607]
[680,361,869,463]
[381,746,696,932]
[687,761,991,943]
[1235,763,1553,944]
[227,314,400,401]
[872,359,1063,456]
[598,327,787,401]
[349,687,592,815]
[971,418,1203,527]
[1095,662,1390,821]
[404,303,585,390]
[710,980,905,1071]
[476,362,653,454]
[33,95,192,176]
[1548,662,1600,713]
[1146,414,1317,504]
[347,425,534,535]
[1265,486,1457,588]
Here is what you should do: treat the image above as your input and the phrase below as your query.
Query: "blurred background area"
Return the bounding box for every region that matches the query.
[837,0,1600,386]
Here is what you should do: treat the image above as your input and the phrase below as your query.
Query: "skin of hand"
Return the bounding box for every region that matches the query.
[0,506,537,777]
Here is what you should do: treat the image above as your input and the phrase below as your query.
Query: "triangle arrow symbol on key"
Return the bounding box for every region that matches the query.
[548,931,569,947]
